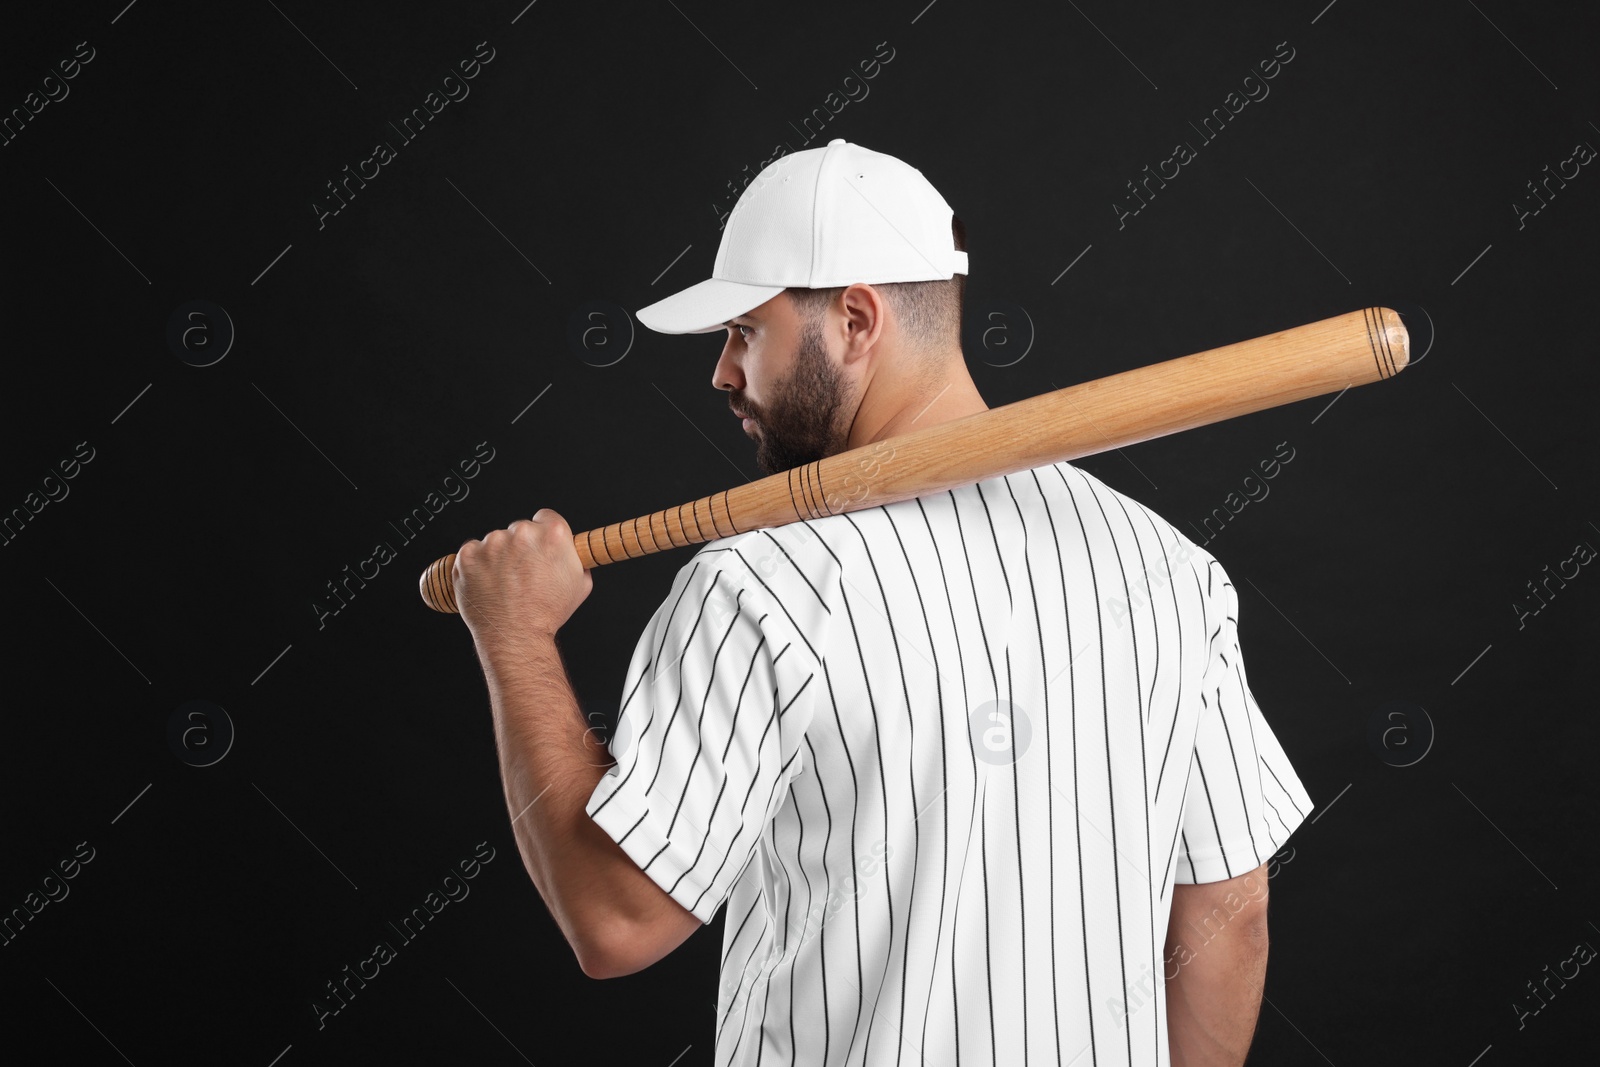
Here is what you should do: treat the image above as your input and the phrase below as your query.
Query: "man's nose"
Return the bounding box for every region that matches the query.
[712,335,743,392]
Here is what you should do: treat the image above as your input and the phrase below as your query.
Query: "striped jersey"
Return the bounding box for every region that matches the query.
[585,458,1315,1066]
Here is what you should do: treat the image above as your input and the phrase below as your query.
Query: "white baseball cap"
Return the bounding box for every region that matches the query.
[637,138,968,335]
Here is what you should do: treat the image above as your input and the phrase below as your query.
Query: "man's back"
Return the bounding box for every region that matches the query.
[586,459,1314,1067]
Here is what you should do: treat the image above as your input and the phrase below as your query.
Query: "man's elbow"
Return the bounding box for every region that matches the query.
[574,908,698,980]
[572,915,638,980]
[1212,893,1270,967]
[1167,863,1273,968]
[578,946,629,981]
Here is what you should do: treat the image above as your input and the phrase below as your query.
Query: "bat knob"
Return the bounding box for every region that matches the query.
[1375,306,1411,374]
[420,553,460,614]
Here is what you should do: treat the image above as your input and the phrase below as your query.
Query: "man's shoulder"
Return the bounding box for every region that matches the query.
[997,459,1227,582]
[1087,462,1227,584]
[685,521,841,580]
[677,524,842,636]
[675,460,1224,597]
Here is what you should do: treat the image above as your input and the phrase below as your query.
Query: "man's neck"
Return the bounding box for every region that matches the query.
[846,366,990,449]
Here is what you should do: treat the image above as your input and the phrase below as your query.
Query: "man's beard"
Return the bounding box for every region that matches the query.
[739,316,851,477]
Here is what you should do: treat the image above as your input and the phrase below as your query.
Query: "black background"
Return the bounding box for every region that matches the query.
[2,1,1596,1064]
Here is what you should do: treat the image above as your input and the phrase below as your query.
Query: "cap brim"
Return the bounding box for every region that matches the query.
[636,277,787,335]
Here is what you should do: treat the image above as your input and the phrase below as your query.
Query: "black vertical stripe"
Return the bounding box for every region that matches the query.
[990,478,1036,1067]
[841,512,922,1067]
[1094,486,1163,1064]
[1222,585,1274,848]
[593,569,714,816]
[1192,746,1233,879]
[721,894,761,971]
[758,784,798,1067]
[650,561,704,669]
[1042,467,1097,1066]
[1026,468,1066,1065]
[685,677,799,918]
[590,461,1315,1066]
[914,495,973,1063]
[1260,758,1308,819]
[1162,757,1198,889]
[884,504,956,1063]
[803,734,833,1066]
[1261,793,1294,839]
[663,637,768,893]
[836,568,898,1066]
[949,489,1000,1065]
[643,582,743,795]
[760,529,830,612]
[1212,676,1261,863]
[731,548,822,663]
[1154,567,1210,802]
[1060,462,1131,1065]
[820,654,866,1058]
[1135,510,1189,1054]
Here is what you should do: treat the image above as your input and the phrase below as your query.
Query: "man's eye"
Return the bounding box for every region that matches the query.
[737,324,754,338]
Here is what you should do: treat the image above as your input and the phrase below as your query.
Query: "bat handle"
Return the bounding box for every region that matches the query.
[420,547,598,614]
[418,538,591,614]
[421,540,598,615]
[420,491,746,614]
[427,546,591,616]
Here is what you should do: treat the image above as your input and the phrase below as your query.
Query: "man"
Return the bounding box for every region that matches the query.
[451,139,1315,1066]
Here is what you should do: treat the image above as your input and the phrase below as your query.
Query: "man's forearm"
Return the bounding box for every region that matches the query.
[1164,914,1269,1066]
[475,632,623,959]
[452,512,701,977]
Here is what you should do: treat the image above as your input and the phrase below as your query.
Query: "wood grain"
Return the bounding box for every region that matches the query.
[420,306,1408,613]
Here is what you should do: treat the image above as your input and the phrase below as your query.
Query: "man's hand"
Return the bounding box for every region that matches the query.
[452,508,593,651]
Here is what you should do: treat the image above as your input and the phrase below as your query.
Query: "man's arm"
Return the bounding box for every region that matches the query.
[455,510,702,979]
[1164,861,1272,1066]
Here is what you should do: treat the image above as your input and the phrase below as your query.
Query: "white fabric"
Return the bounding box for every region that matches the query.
[587,460,1314,1066]
[637,139,968,335]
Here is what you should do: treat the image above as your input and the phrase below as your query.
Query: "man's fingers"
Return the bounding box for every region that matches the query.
[454,512,577,582]
[531,508,573,539]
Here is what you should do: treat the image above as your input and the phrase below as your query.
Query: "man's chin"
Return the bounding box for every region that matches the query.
[754,446,799,479]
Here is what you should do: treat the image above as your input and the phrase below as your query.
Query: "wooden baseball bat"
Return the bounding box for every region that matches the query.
[420,306,1408,613]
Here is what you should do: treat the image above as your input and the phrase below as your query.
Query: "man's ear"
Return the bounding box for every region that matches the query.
[837,283,885,366]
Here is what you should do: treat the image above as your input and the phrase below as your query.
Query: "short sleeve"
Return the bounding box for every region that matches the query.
[1173,565,1316,884]
[585,551,821,924]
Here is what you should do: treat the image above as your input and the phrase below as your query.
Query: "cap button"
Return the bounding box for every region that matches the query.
[827,138,846,146]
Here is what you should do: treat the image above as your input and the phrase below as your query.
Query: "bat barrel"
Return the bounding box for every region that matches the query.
[418,306,1409,614]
